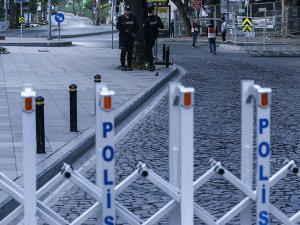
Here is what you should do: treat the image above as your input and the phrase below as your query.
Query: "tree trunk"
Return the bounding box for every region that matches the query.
[72,0,76,15]
[172,0,191,36]
[281,0,294,35]
[129,0,147,68]
[9,0,16,28]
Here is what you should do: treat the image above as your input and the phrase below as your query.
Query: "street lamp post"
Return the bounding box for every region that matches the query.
[48,0,52,40]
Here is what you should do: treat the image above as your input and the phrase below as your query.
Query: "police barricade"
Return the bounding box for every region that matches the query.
[0,82,194,225]
[1,81,300,225]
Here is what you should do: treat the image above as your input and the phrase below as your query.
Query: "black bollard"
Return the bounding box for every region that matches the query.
[165,46,170,68]
[162,44,166,62]
[36,96,45,154]
[94,74,101,115]
[69,84,77,132]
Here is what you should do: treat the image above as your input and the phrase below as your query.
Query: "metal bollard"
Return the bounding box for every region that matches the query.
[165,46,170,68]
[69,84,77,132]
[163,44,166,62]
[94,74,101,115]
[36,96,45,154]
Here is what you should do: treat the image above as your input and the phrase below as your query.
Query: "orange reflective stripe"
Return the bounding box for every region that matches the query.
[261,93,268,107]
[25,97,33,111]
[104,96,112,110]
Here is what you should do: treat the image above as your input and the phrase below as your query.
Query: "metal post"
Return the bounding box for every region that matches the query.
[163,44,166,62]
[168,82,181,225]
[58,23,61,41]
[4,0,8,29]
[111,2,114,49]
[165,46,170,68]
[48,0,52,40]
[36,96,45,154]
[94,74,101,115]
[99,87,116,225]
[20,3,23,37]
[240,80,254,225]
[256,88,271,225]
[21,84,37,225]
[179,85,194,225]
[69,84,77,132]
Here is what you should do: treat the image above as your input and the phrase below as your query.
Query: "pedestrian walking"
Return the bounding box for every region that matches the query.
[170,19,175,38]
[143,5,164,71]
[116,5,139,71]
[192,17,201,48]
[221,17,227,43]
[207,19,217,54]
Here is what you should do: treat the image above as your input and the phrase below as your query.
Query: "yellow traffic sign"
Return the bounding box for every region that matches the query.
[242,17,252,32]
[19,16,25,24]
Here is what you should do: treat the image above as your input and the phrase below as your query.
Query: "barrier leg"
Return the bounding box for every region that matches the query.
[98,87,116,225]
[179,86,194,225]
[240,80,254,225]
[168,82,181,225]
[21,85,37,225]
[256,88,271,224]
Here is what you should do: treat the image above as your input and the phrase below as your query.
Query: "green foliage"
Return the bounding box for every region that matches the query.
[59,0,110,19]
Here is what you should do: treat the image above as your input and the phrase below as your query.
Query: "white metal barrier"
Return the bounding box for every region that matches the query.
[1,81,300,224]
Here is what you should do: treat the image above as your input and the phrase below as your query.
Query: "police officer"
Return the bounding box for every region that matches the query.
[116,5,139,71]
[143,6,164,71]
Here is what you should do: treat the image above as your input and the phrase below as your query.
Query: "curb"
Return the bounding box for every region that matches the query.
[0,41,72,47]
[0,65,181,220]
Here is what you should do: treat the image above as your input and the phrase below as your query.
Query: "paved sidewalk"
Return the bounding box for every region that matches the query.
[0,39,179,215]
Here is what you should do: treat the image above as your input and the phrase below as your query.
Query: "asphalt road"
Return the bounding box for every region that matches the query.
[32,41,300,225]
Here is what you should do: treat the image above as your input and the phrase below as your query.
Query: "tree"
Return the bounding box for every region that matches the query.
[172,0,191,36]
[128,0,147,67]
[281,0,297,35]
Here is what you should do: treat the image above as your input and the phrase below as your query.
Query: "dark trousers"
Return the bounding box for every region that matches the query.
[145,39,156,66]
[192,31,198,46]
[120,40,134,67]
[221,32,226,42]
[208,38,216,53]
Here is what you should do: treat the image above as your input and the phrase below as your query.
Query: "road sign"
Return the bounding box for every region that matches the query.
[192,0,202,9]
[242,17,252,32]
[14,0,28,3]
[19,15,25,24]
[245,32,255,37]
[55,13,65,23]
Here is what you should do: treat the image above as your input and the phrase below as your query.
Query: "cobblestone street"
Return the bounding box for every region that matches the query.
[43,43,300,225]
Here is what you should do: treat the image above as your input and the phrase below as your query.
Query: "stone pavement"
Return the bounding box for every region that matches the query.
[0,36,179,215]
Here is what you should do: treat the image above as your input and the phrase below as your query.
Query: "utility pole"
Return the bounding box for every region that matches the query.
[4,0,8,29]
[48,0,52,40]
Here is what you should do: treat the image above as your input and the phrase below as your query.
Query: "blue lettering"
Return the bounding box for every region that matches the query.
[259,119,269,134]
[104,170,114,185]
[259,165,268,181]
[107,189,112,208]
[103,122,113,138]
[103,146,114,161]
[259,211,269,225]
[104,216,114,225]
[258,142,270,158]
[262,184,267,203]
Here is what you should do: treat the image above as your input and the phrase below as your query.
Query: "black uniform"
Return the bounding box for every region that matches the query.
[116,14,139,68]
[143,15,164,67]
